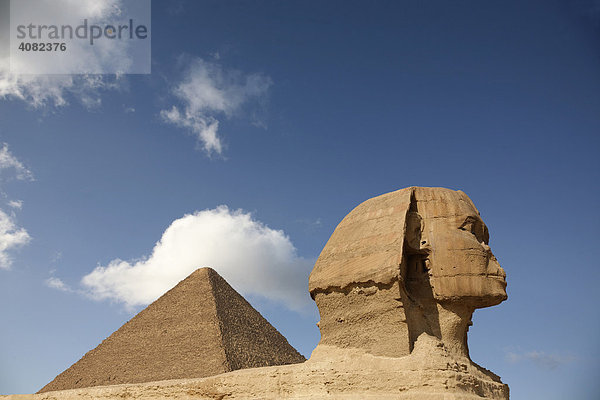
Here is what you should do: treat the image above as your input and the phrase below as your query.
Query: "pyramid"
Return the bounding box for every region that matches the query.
[39,268,306,393]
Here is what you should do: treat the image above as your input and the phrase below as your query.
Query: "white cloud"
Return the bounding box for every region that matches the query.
[0,143,32,269]
[160,57,272,155]
[0,143,33,181]
[506,350,577,370]
[7,200,23,209]
[81,206,314,311]
[0,0,128,108]
[0,67,124,109]
[45,277,72,292]
[0,209,31,269]
[161,106,222,154]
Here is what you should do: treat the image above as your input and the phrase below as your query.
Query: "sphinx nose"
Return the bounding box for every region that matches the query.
[482,243,505,276]
[498,266,506,279]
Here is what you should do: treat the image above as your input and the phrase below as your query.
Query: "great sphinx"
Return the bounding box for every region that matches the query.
[310,186,507,360]
[16,187,509,400]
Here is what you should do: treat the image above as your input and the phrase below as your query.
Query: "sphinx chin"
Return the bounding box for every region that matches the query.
[432,275,508,308]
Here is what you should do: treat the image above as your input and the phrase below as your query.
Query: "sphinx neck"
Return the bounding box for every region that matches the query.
[436,302,473,359]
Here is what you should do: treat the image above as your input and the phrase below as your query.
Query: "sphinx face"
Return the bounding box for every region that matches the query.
[416,189,507,308]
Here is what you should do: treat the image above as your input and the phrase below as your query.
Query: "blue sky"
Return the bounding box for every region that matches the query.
[1,0,599,398]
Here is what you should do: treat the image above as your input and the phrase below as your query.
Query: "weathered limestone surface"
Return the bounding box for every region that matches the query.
[3,338,508,399]
[309,187,412,292]
[38,268,305,393]
[5,187,509,399]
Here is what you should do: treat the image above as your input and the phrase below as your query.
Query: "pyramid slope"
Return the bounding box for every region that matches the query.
[39,268,305,393]
[207,269,306,370]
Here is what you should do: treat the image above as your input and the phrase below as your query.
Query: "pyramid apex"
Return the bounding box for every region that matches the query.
[192,266,217,273]
[188,267,218,278]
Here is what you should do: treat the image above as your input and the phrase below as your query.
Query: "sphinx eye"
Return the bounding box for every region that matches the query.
[459,216,477,232]
[459,216,489,244]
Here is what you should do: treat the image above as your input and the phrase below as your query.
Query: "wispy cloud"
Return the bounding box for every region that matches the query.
[7,200,23,209]
[0,144,33,181]
[51,251,63,263]
[81,206,313,311]
[505,349,577,370]
[0,143,33,269]
[160,57,272,155]
[0,70,123,109]
[45,277,73,293]
[296,217,323,234]
[0,209,31,269]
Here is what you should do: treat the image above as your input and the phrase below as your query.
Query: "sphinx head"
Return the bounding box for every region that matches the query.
[309,186,507,358]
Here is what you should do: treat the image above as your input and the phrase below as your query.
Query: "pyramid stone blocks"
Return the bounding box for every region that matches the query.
[39,268,305,393]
